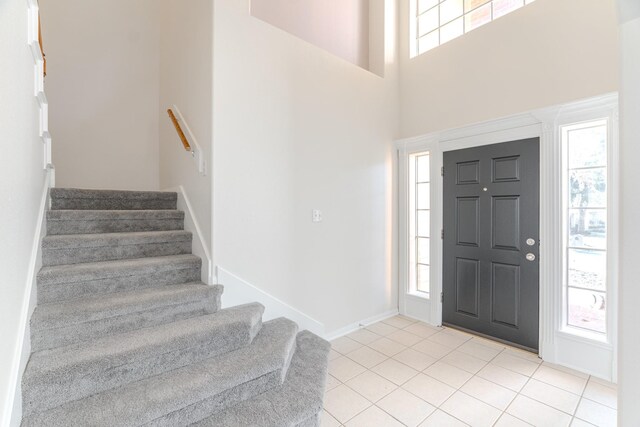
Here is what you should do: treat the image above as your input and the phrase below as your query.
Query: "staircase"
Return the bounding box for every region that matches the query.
[21,188,330,426]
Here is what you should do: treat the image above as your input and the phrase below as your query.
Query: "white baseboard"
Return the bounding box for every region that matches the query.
[5,168,52,427]
[324,309,399,341]
[164,186,212,285]
[216,267,325,336]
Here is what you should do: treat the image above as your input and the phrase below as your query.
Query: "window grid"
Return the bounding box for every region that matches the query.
[414,0,535,56]
[562,120,609,336]
[411,153,431,296]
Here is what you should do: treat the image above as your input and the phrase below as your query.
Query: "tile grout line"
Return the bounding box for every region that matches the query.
[497,358,544,427]
[349,325,473,425]
[443,340,517,427]
[328,318,616,427]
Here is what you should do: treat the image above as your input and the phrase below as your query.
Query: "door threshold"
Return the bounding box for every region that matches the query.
[442,322,539,355]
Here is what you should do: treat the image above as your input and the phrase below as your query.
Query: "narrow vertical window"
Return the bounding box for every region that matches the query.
[561,119,608,336]
[409,152,431,297]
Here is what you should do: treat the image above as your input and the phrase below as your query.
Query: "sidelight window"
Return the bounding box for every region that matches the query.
[561,119,609,336]
[409,152,431,297]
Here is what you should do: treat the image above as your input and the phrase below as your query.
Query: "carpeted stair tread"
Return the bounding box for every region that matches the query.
[46,209,185,235]
[50,188,177,210]
[42,230,192,266]
[42,230,192,248]
[194,330,330,427]
[22,303,265,415]
[21,318,299,427]
[37,254,201,303]
[31,283,223,351]
[38,254,200,285]
[32,282,219,327]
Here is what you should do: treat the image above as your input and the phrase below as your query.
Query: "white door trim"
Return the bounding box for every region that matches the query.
[395,93,619,380]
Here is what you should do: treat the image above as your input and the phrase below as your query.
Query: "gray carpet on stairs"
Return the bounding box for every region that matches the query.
[50,188,178,210]
[31,283,223,351]
[42,230,193,266]
[22,318,300,426]
[23,303,265,415]
[37,254,202,303]
[194,330,330,427]
[21,188,330,426]
[47,209,185,235]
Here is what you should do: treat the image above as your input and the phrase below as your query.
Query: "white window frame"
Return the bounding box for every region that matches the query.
[396,93,619,381]
[409,0,537,58]
[408,151,433,298]
[398,140,441,324]
[553,103,619,355]
[559,118,613,341]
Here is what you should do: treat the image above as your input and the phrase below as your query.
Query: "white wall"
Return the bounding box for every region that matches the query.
[617,2,640,424]
[399,0,619,138]
[251,0,370,70]
[158,0,213,256]
[0,0,48,423]
[213,0,399,333]
[39,0,160,191]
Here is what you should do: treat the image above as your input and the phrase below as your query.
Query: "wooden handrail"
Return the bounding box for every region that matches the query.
[38,12,46,77]
[167,108,191,151]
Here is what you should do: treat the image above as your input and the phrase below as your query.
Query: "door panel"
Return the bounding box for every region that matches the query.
[491,262,520,328]
[443,138,540,351]
[492,156,520,182]
[457,161,481,184]
[456,197,480,246]
[456,258,480,317]
[492,196,520,251]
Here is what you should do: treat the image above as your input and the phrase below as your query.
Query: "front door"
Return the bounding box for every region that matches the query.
[443,138,540,351]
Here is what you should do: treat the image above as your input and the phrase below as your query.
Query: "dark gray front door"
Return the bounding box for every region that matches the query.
[443,138,540,351]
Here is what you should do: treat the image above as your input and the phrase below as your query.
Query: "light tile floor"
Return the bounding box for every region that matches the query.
[322,315,617,427]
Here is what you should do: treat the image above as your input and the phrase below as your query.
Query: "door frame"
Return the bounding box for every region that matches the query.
[396,93,618,380]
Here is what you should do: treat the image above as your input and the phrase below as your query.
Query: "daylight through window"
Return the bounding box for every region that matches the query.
[409,152,431,297]
[561,119,609,335]
[412,0,536,56]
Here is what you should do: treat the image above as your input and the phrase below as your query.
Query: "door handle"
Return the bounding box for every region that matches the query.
[526,253,536,262]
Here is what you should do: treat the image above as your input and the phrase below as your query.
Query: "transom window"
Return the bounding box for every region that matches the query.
[408,152,431,297]
[561,119,609,336]
[411,0,536,57]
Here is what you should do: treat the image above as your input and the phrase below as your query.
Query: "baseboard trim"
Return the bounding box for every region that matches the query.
[164,186,212,285]
[5,167,52,427]
[216,267,325,336]
[324,309,399,342]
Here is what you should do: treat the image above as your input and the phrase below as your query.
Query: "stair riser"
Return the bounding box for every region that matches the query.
[42,241,192,266]
[23,319,263,415]
[50,189,177,211]
[47,218,184,235]
[151,371,283,426]
[31,295,221,352]
[38,263,201,304]
[51,198,177,210]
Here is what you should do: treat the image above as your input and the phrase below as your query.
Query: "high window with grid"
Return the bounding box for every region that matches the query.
[408,152,431,297]
[412,0,535,57]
